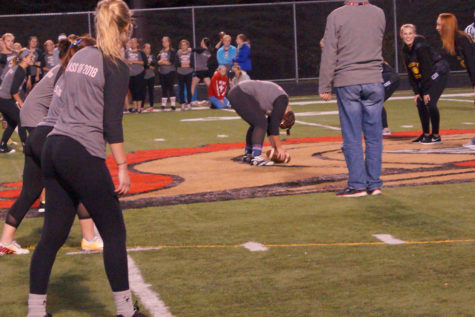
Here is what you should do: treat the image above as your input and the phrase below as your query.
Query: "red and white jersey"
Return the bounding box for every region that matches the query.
[208,71,228,99]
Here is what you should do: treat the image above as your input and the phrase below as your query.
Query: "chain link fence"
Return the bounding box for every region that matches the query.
[0,0,473,81]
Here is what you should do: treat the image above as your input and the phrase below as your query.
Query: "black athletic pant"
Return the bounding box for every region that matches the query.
[30,135,128,294]
[382,77,400,129]
[229,87,288,148]
[129,71,146,103]
[416,72,448,135]
[0,98,27,146]
[159,72,176,99]
[143,76,155,108]
[177,73,192,104]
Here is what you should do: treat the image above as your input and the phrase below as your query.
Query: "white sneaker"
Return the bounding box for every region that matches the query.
[0,241,30,255]
[382,128,391,136]
[251,155,274,166]
[463,139,475,150]
[81,236,104,251]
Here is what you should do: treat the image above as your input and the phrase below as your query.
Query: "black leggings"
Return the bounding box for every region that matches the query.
[177,73,192,104]
[416,73,448,135]
[159,72,175,99]
[0,98,27,145]
[129,72,146,102]
[4,126,92,228]
[382,77,400,128]
[229,87,288,147]
[143,76,155,108]
[30,135,128,294]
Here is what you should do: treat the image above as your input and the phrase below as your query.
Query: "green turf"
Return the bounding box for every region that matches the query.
[0,88,474,316]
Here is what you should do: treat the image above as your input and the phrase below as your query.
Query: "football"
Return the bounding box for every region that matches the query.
[266,148,291,164]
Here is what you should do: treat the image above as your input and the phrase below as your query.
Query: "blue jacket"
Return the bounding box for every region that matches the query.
[232,43,252,72]
[217,45,236,66]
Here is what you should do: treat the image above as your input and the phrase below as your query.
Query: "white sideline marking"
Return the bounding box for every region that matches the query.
[295,120,341,131]
[462,122,474,125]
[289,92,474,106]
[400,125,414,128]
[66,246,162,256]
[154,138,166,142]
[242,242,269,252]
[217,134,229,138]
[181,116,239,122]
[440,98,474,103]
[295,111,339,117]
[372,234,405,245]
[128,255,174,317]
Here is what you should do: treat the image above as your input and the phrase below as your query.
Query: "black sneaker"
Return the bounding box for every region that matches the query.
[421,134,441,145]
[129,108,136,113]
[242,154,252,164]
[117,302,147,317]
[171,106,176,111]
[0,145,15,154]
[336,187,368,197]
[160,105,166,111]
[412,134,424,143]
[431,135,441,144]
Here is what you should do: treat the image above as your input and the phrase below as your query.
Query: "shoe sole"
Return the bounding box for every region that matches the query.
[337,191,368,198]
[369,189,382,196]
[421,141,441,145]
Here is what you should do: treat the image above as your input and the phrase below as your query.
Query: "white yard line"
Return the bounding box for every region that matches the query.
[372,234,405,245]
[295,120,341,131]
[128,255,174,317]
[440,98,474,103]
[241,242,269,252]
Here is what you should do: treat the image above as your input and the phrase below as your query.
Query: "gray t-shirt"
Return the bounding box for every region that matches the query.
[176,50,193,75]
[193,49,211,72]
[50,47,129,159]
[144,54,156,80]
[43,53,56,70]
[237,80,288,114]
[0,65,26,100]
[158,50,176,74]
[125,49,145,76]
[20,64,61,128]
[38,74,64,128]
[0,52,17,81]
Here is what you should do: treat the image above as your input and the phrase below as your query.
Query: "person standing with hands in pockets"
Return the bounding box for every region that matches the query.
[319,0,386,197]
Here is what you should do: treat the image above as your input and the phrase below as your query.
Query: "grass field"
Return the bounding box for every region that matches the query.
[0,88,474,316]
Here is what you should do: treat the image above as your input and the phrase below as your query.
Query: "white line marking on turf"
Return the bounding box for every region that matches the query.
[181,116,239,122]
[400,125,414,128]
[295,111,339,117]
[66,246,162,256]
[128,255,174,317]
[242,242,269,252]
[217,134,229,138]
[462,122,475,125]
[154,138,166,142]
[440,98,474,103]
[372,234,406,245]
[295,120,341,131]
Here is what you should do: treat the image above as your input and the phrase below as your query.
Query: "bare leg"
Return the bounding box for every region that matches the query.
[0,223,17,245]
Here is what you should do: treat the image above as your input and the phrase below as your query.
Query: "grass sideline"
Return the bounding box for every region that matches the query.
[0,88,474,316]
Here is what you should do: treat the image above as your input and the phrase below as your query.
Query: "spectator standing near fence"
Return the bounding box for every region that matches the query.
[464,9,475,40]
[217,34,236,72]
[319,0,385,197]
[0,33,17,81]
[26,36,43,91]
[191,37,213,106]
[41,40,56,74]
[176,39,193,110]
[142,42,156,112]
[126,37,147,113]
[158,36,176,111]
[233,34,252,77]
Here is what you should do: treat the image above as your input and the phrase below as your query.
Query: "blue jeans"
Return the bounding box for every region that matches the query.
[209,96,230,109]
[336,83,384,191]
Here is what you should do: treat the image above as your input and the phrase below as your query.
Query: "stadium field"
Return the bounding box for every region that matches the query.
[0,87,474,316]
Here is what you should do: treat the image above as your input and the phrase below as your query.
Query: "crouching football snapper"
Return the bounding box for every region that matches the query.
[227,80,295,166]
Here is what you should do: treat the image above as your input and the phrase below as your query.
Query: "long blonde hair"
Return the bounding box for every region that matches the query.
[94,0,131,59]
[438,13,470,56]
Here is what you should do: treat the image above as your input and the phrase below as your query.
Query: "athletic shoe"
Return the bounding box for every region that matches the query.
[421,134,441,145]
[412,134,425,143]
[336,187,368,198]
[38,201,45,213]
[129,108,136,113]
[0,241,30,255]
[171,106,176,111]
[463,139,475,149]
[242,154,252,164]
[368,188,382,196]
[382,128,391,136]
[0,145,15,154]
[136,108,142,114]
[117,302,147,317]
[81,236,104,251]
[190,101,199,106]
[250,155,274,166]
[186,104,192,110]
[180,104,186,111]
[144,107,154,112]
[160,105,166,111]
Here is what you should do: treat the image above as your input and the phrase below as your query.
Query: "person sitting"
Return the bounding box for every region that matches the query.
[208,65,229,109]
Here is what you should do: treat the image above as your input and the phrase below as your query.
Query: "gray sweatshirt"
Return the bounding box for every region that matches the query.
[50,47,129,159]
[318,0,385,93]
[38,75,65,128]
[20,64,61,128]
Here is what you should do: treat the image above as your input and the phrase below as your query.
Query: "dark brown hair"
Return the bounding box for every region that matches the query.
[280,111,295,135]
[61,36,97,72]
